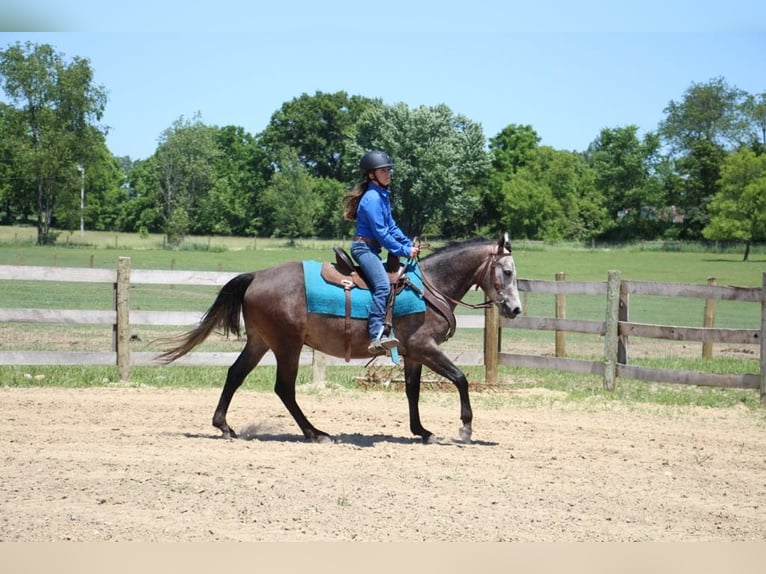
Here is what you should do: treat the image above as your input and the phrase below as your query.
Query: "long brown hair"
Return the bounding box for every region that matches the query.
[342,180,370,221]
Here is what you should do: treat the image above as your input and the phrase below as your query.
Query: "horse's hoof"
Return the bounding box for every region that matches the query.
[458,427,472,443]
[312,434,334,444]
[423,434,439,445]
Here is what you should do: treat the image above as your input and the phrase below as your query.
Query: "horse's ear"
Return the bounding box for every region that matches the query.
[498,232,512,253]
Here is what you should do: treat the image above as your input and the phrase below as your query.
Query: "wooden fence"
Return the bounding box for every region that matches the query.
[484,270,765,402]
[0,258,764,403]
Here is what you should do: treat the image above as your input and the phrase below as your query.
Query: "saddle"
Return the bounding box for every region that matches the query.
[320,246,455,362]
[323,247,403,289]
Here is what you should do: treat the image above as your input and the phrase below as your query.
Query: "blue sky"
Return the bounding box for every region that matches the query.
[1,1,764,161]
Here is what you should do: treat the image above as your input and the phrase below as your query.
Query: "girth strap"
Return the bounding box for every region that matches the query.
[341,278,353,362]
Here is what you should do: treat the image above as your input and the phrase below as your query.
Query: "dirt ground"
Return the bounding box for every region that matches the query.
[1,385,765,542]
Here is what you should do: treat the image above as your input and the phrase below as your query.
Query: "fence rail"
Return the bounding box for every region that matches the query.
[484,270,764,402]
[0,259,764,403]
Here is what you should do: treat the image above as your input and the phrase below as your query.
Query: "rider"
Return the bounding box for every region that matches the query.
[343,150,419,354]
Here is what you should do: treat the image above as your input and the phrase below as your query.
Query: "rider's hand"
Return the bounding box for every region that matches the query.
[409,245,420,258]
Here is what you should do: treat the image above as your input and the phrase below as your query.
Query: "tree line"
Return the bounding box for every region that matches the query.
[1,41,765,260]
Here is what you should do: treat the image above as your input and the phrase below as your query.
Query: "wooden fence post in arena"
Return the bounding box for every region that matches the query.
[618,279,629,364]
[116,257,132,382]
[313,350,326,384]
[555,272,566,357]
[484,303,499,385]
[702,276,717,359]
[603,270,621,391]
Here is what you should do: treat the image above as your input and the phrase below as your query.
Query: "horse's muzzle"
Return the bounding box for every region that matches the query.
[501,301,521,319]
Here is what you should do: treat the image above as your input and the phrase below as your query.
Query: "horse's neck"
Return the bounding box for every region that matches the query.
[422,247,489,302]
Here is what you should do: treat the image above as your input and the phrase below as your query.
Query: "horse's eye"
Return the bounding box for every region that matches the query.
[503,269,513,277]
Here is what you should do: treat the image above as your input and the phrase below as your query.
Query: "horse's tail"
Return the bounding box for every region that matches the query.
[156,272,255,364]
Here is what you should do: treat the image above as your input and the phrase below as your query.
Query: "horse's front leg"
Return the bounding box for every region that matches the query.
[419,351,473,443]
[403,360,436,444]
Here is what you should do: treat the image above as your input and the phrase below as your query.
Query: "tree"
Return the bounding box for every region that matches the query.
[522,146,606,241]
[120,156,164,234]
[0,41,107,244]
[659,77,750,239]
[260,91,381,180]
[482,124,541,234]
[586,126,666,240]
[55,139,124,235]
[259,151,321,239]
[494,146,606,241]
[206,125,271,236]
[349,102,490,237]
[497,168,563,240]
[673,139,726,238]
[154,114,221,245]
[743,92,766,152]
[703,148,766,261]
[660,77,749,152]
[489,124,540,174]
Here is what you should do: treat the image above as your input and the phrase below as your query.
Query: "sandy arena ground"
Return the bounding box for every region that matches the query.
[1,385,765,542]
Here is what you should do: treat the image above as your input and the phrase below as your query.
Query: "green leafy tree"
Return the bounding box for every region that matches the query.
[154,114,221,245]
[0,103,30,222]
[497,167,563,240]
[53,139,124,235]
[0,41,107,244]
[313,177,348,238]
[494,146,605,241]
[489,124,541,174]
[192,125,269,236]
[260,151,321,239]
[349,102,490,237]
[674,139,726,239]
[523,146,606,241]
[482,124,541,234]
[260,91,381,180]
[213,125,272,236]
[660,77,750,151]
[703,147,766,261]
[120,156,164,234]
[586,126,665,240]
[659,77,750,239]
[743,92,766,152]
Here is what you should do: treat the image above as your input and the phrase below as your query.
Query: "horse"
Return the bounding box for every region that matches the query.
[157,233,522,444]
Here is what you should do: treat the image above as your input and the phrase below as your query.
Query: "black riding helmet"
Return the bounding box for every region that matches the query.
[359,150,393,173]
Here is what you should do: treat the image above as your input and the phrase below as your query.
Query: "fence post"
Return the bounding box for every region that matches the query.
[312,349,326,384]
[618,280,629,364]
[116,257,132,382]
[603,270,621,391]
[484,303,499,385]
[761,272,766,405]
[555,272,566,357]
[702,276,717,359]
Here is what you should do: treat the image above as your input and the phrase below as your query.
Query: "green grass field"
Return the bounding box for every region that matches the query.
[1,225,763,409]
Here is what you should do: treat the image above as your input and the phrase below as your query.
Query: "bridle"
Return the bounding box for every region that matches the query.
[418,246,514,312]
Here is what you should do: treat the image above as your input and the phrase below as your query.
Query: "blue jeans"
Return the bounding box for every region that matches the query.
[350,240,391,341]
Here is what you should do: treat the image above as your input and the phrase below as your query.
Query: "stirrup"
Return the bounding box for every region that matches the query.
[368,336,399,354]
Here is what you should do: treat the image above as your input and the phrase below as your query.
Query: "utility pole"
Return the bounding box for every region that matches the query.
[77,165,85,238]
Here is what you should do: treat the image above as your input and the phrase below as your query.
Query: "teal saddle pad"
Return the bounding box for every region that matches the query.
[303,260,426,318]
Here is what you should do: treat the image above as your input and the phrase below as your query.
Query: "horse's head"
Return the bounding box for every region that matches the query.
[486,233,522,319]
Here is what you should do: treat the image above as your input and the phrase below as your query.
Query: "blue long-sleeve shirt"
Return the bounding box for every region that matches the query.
[354,182,412,258]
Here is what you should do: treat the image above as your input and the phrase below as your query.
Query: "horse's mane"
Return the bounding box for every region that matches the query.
[421,237,491,260]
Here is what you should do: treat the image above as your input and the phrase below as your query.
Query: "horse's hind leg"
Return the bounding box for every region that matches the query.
[273,350,331,443]
[404,361,436,443]
[212,338,268,439]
